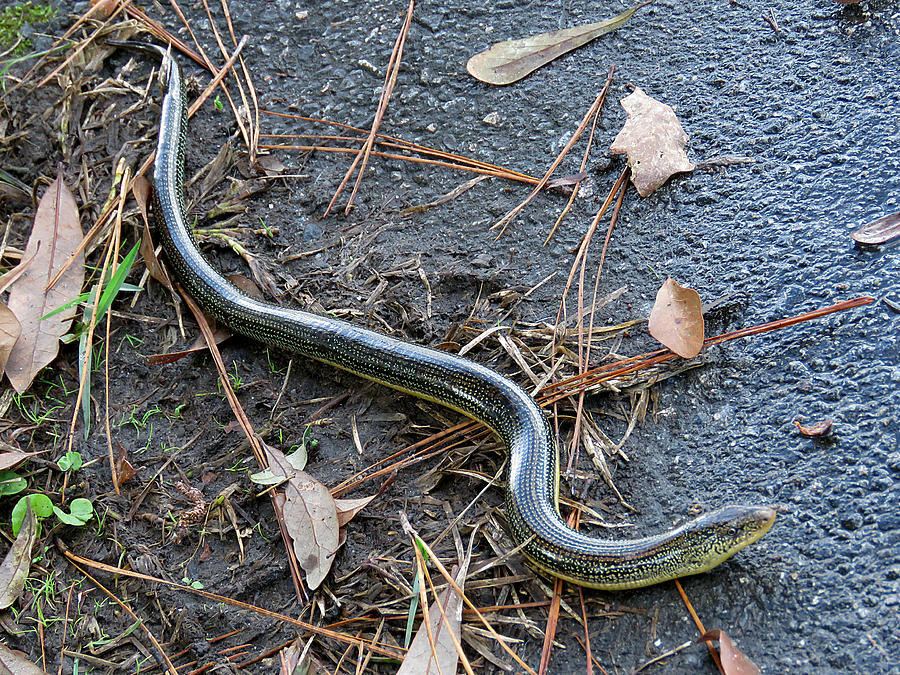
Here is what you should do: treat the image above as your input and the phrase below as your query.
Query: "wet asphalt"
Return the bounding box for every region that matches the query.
[73,0,900,671]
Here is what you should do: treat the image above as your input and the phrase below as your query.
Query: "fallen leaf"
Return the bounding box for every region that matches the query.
[648,277,704,358]
[266,445,339,589]
[794,418,833,437]
[334,495,376,528]
[114,441,139,488]
[146,322,232,365]
[5,171,85,393]
[0,450,40,471]
[397,562,468,675]
[610,87,695,196]
[0,642,49,675]
[256,155,286,176]
[0,501,37,610]
[133,175,172,288]
[279,638,330,674]
[467,1,650,85]
[697,629,761,675]
[0,304,21,371]
[851,211,900,245]
[226,273,264,300]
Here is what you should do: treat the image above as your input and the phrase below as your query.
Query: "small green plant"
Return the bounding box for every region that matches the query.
[181,576,204,590]
[12,494,94,536]
[257,216,274,238]
[213,94,223,111]
[57,450,82,472]
[227,362,244,390]
[0,469,27,496]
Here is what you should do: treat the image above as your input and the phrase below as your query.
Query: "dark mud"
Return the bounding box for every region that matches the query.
[1,0,898,672]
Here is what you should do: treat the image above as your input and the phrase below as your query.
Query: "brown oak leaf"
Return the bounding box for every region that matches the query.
[610,87,695,196]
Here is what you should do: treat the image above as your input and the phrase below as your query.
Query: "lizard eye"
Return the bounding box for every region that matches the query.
[726,526,738,537]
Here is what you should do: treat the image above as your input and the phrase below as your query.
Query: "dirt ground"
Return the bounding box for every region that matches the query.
[0,0,898,673]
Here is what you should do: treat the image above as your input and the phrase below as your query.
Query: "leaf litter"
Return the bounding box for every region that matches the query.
[647,277,705,358]
[0,642,49,675]
[466,2,651,85]
[610,87,696,196]
[0,501,37,610]
[264,442,342,590]
[4,170,84,393]
[851,211,900,245]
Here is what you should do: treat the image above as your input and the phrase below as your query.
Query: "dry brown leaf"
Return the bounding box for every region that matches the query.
[397,563,468,675]
[851,211,900,245]
[0,643,49,675]
[279,638,330,674]
[0,450,39,471]
[114,441,139,488]
[226,273,264,300]
[146,322,232,365]
[794,418,833,437]
[610,87,695,196]
[133,175,173,288]
[467,2,649,85]
[697,629,761,675]
[266,445,339,590]
[334,495,376,528]
[5,172,84,393]
[0,304,21,372]
[0,502,37,610]
[648,277,704,358]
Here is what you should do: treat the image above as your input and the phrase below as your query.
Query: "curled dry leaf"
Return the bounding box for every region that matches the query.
[794,418,833,437]
[698,629,761,675]
[114,441,139,488]
[648,277,705,358]
[0,502,37,610]
[0,642,49,675]
[610,87,695,196]
[265,444,339,589]
[334,495,376,528]
[4,172,84,393]
[851,211,900,245]
[133,175,173,288]
[146,322,231,365]
[0,304,21,372]
[467,2,650,85]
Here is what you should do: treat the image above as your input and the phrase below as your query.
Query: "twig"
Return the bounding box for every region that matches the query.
[59,544,404,659]
[674,580,724,673]
[544,66,615,244]
[325,0,415,216]
[491,79,615,237]
[63,555,179,675]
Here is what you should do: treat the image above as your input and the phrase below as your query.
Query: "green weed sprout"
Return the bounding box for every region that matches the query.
[12,494,94,536]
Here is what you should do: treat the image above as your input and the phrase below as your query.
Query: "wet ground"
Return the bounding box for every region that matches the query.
[2,0,899,672]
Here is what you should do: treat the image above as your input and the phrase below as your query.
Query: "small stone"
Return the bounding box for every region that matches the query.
[302,221,323,241]
[840,514,863,531]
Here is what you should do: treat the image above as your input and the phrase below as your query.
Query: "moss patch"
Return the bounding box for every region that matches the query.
[0,2,57,55]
